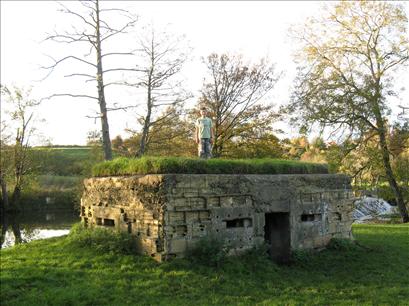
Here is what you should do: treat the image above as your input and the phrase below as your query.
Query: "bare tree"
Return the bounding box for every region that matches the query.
[42,0,138,160]
[122,25,192,157]
[199,53,280,157]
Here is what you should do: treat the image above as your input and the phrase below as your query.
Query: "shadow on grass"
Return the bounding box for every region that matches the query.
[1,224,408,305]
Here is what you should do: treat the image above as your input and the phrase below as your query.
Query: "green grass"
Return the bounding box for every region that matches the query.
[92,156,329,177]
[34,146,94,160]
[1,223,408,305]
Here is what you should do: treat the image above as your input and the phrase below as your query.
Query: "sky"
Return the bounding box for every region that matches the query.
[1,1,408,146]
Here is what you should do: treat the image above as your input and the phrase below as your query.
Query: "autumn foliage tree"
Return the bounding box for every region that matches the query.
[113,107,195,157]
[288,1,409,222]
[199,53,280,157]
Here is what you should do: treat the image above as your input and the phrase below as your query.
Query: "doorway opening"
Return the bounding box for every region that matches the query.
[264,212,291,263]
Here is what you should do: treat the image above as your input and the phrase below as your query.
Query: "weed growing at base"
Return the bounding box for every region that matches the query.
[92,156,329,176]
[67,223,136,255]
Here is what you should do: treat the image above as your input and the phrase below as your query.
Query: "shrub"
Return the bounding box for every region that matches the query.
[326,238,362,251]
[238,243,274,267]
[186,235,230,268]
[67,223,136,255]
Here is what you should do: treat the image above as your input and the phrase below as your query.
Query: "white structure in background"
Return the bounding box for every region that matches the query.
[353,196,396,223]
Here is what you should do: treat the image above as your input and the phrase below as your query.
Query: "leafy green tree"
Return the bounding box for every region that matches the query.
[0,85,43,245]
[288,1,409,222]
[224,133,284,159]
[222,108,284,159]
[146,107,196,157]
[0,85,43,208]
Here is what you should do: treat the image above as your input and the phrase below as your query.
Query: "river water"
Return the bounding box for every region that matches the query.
[1,210,80,248]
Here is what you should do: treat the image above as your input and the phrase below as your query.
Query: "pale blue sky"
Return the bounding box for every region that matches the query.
[1,1,408,145]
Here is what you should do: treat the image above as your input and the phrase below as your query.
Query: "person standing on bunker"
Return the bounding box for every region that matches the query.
[195,107,214,159]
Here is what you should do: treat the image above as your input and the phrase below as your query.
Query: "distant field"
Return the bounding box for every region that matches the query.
[92,156,329,176]
[34,146,94,160]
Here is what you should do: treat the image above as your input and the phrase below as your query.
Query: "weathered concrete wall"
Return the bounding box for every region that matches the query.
[81,174,354,261]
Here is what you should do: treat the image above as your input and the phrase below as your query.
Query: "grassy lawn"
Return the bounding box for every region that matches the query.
[1,223,408,306]
[92,156,329,177]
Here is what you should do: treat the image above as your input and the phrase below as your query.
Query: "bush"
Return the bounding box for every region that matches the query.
[186,235,230,268]
[326,238,361,251]
[237,243,274,267]
[92,156,329,177]
[67,223,136,255]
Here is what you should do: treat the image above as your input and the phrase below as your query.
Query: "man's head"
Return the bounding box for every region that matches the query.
[200,107,207,117]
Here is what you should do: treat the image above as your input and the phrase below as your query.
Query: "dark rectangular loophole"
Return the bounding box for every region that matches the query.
[301,214,321,222]
[225,218,252,228]
[96,218,102,225]
[103,219,115,227]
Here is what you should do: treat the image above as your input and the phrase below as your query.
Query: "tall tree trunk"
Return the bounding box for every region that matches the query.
[95,0,112,161]
[10,213,22,245]
[374,101,409,223]
[10,185,21,209]
[138,86,152,157]
[0,174,9,248]
[138,66,154,157]
[378,128,409,222]
[212,114,221,157]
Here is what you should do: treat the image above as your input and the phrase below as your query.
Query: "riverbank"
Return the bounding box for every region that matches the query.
[1,224,408,305]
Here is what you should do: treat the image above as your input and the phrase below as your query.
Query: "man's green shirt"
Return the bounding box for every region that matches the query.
[196,117,212,139]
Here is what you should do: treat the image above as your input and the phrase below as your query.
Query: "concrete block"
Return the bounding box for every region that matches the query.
[189,197,206,210]
[185,211,199,223]
[183,188,199,197]
[170,239,187,253]
[168,212,185,223]
[199,210,211,221]
[220,196,234,207]
[191,223,207,238]
[207,197,220,208]
[301,238,314,249]
[313,235,331,248]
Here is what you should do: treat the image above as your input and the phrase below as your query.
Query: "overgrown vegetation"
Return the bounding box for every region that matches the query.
[67,223,136,255]
[92,156,329,176]
[186,235,230,268]
[1,224,408,305]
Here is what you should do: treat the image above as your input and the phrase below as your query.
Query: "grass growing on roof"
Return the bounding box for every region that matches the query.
[91,156,329,177]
